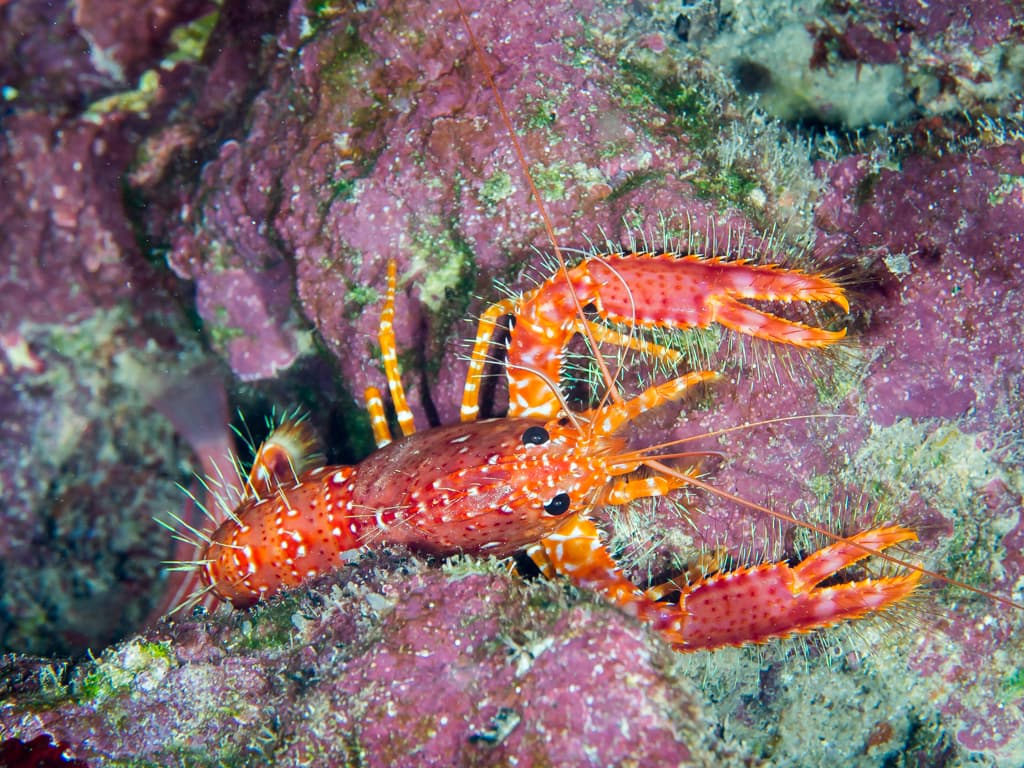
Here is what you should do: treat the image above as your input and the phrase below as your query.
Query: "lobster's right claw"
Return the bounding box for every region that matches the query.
[669,526,921,650]
[540,519,921,652]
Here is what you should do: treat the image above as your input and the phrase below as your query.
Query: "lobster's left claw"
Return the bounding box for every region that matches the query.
[707,294,847,348]
[464,252,850,421]
[585,254,849,349]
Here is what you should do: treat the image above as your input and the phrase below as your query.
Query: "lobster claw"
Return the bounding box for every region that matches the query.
[664,526,921,649]
[537,518,921,652]
[583,254,849,348]
[463,252,850,422]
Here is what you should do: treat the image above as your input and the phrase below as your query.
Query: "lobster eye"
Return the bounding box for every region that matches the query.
[522,426,549,446]
[543,492,571,515]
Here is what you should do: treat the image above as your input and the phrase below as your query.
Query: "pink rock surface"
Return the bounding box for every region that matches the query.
[0,0,212,110]
[0,0,285,656]
[2,0,1022,764]
[0,556,723,767]
[0,108,199,655]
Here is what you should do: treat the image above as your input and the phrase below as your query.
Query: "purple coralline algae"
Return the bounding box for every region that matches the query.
[0,0,293,656]
[811,141,1024,758]
[0,0,212,110]
[1,555,723,766]
[0,7,208,654]
[167,0,788,413]
[2,0,1023,765]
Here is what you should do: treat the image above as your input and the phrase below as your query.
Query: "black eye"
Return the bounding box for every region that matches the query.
[522,426,549,446]
[543,492,571,515]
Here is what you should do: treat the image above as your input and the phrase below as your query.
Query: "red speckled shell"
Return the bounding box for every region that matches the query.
[202,417,615,606]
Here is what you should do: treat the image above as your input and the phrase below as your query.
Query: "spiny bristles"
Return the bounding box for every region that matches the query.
[166,581,220,618]
[156,508,212,545]
[162,558,214,572]
[191,471,243,524]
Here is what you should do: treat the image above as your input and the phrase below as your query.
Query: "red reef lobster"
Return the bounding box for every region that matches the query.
[197,254,922,652]
[185,3,935,652]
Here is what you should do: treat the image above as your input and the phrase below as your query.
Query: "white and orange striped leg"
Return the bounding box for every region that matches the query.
[539,516,921,651]
[365,261,420,448]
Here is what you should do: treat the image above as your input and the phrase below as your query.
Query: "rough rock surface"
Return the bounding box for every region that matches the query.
[1,0,1022,765]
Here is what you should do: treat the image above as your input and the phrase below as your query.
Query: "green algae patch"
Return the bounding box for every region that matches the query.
[83,11,219,120]
[165,11,220,65]
[75,639,175,704]
[480,170,515,209]
[344,280,382,316]
[528,161,569,201]
[401,225,477,382]
[691,164,758,203]
[227,591,308,652]
[405,226,475,315]
[614,58,715,147]
[84,70,161,119]
[1001,667,1024,703]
